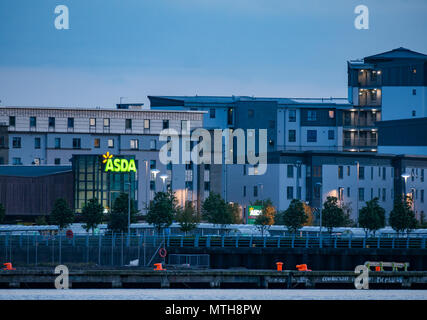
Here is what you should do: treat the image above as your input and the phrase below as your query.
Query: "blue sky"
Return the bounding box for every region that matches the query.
[1,0,426,107]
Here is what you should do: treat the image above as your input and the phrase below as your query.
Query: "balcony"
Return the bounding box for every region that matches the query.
[344,138,377,147]
[357,70,382,87]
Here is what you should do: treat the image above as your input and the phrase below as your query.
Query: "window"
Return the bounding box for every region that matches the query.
[347,166,351,176]
[412,110,416,117]
[204,164,210,171]
[358,188,364,201]
[143,119,150,129]
[209,108,216,119]
[54,158,61,165]
[48,117,55,128]
[243,186,246,197]
[421,169,424,182]
[30,117,36,128]
[12,137,21,148]
[34,137,41,149]
[54,138,61,149]
[413,89,417,95]
[248,109,254,118]
[338,187,344,201]
[150,160,156,169]
[130,139,139,150]
[253,186,258,197]
[307,111,317,121]
[347,187,351,198]
[359,166,365,180]
[94,138,100,148]
[185,181,193,191]
[67,117,74,128]
[288,110,296,122]
[382,188,386,202]
[0,136,4,148]
[287,165,294,178]
[150,181,155,191]
[227,108,234,125]
[162,120,169,129]
[328,110,335,119]
[371,167,374,180]
[0,157,4,165]
[9,116,16,127]
[181,120,188,132]
[328,130,334,140]
[185,162,193,170]
[307,130,317,142]
[108,139,114,148]
[103,118,110,127]
[150,139,156,150]
[204,182,210,191]
[167,162,173,171]
[371,188,374,200]
[288,130,296,142]
[243,165,246,176]
[312,166,322,177]
[382,167,386,180]
[12,157,22,165]
[73,138,81,149]
[90,118,96,127]
[125,119,132,130]
[338,166,343,179]
[421,190,424,203]
[287,186,294,200]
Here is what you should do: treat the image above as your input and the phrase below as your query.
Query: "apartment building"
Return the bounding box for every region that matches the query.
[226,152,427,224]
[0,105,206,214]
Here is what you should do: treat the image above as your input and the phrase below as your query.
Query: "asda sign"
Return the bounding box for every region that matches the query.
[102,152,137,173]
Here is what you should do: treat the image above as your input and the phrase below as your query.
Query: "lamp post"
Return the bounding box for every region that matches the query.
[160,174,168,192]
[401,172,410,196]
[293,161,302,200]
[410,187,416,219]
[125,182,131,236]
[355,161,360,227]
[315,182,322,235]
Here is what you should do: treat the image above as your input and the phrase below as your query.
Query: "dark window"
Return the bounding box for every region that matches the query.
[48,117,55,128]
[185,162,193,170]
[30,117,36,127]
[150,181,155,191]
[288,130,296,142]
[167,162,173,171]
[382,188,386,202]
[382,167,386,180]
[347,187,350,197]
[413,89,417,95]
[412,110,416,117]
[358,188,364,201]
[54,138,61,149]
[163,120,169,129]
[287,186,293,200]
[338,166,343,179]
[243,186,246,197]
[0,136,4,147]
[328,130,335,140]
[185,181,193,190]
[204,164,210,171]
[289,110,296,122]
[68,118,74,128]
[307,130,317,142]
[125,119,132,129]
[12,137,21,148]
[150,160,156,169]
[287,165,294,178]
[371,167,374,180]
[243,165,246,176]
[421,190,424,203]
[253,186,258,197]
[204,182,210,191]
[227,108,233,125]
[359,167,365,180]
[34,137,41,149]
[9,116,15,127]
[54,158,61,165]
[312,166,322,177]
[209,108,216,119]
[73,138,81,149]
[307,111,317,121]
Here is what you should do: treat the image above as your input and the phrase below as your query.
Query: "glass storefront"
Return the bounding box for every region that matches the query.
[72,155,138,212]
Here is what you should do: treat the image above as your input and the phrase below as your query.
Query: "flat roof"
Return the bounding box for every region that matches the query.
[0,165,72,177]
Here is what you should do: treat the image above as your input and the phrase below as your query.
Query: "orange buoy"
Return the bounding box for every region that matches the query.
[375,266,381,271]
[296,264,312,271]
[276,262,283,271]
[153,263,166,271]
[3,263,16,270]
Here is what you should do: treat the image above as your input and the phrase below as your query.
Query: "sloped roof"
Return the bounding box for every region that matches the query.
[364,47,427,60]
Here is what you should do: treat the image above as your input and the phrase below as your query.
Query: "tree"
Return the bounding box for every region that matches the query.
[50,198,74,230]
[280,199,308,234]
[35,215,48,225]
[81,198,104,233]
[107,192,139,234]
[418,211,427,229]
[341,202,356,227]
[202,193,235,231]
[302,203,315,226]
[0,203,5,224]
[389,195,417,235]
[175,201,199,235]
[322,196,345,234]
[146,191,178,234]
[359,198,386,237]
[253,199,276,236]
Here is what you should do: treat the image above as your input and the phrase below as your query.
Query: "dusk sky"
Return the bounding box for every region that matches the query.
[1,0,427,108]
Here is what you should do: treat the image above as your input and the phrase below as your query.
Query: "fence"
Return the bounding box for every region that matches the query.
[1,234,426,267]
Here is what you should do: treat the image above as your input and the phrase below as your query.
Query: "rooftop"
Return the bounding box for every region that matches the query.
[0,165,72,177]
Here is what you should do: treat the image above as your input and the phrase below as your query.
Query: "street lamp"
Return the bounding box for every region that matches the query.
[125,182,131,236]
[401,172,410,196]
[315,182,322,235]
[293,161,302,200]
[355,161,360,227]
[160,174,168,192]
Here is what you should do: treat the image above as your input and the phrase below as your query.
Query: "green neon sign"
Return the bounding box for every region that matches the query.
[102,152,137,173]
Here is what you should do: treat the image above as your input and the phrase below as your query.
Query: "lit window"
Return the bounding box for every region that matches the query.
[328,110,335,119]
[90,118,96,127]
[108,139,114,148]
[144,119,150,129]
[94,138,100,148]
[130,139,139,150]
[103,118,110,127]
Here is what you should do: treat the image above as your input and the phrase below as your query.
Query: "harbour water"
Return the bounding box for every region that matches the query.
[0,289,426,300]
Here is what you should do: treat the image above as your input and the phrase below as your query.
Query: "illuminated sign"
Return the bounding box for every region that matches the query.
[248,206,263,225]
[102,152,137,173]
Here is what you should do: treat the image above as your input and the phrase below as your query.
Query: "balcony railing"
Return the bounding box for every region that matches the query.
[344,138,377,147]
